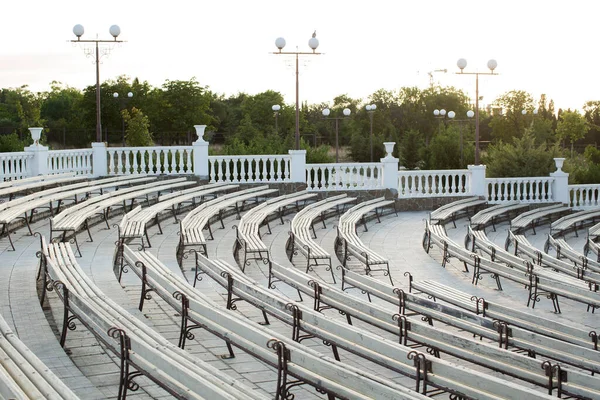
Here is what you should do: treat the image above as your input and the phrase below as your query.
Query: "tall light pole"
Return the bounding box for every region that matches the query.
[113,91,133,146]
[522,108,538,128]
[456,58,498,165]
[322,108,351,163]
[272,104,281,133]
[366,104,377,162]
[447,110,475,168]
[272,32,321,150]
[71,24,124,143]
[433,108,447,136]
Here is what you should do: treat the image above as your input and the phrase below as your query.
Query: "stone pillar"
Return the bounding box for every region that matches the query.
[468,164,487,197]
[25,127,48,176]
[550,157,569,205]
[192,125,209,178]
[288,149,306,183]
[91,142,108,177]
[381,142,399,192]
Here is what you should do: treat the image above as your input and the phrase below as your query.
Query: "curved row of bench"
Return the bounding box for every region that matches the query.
[0,312,78,400]
[40,235,267,400]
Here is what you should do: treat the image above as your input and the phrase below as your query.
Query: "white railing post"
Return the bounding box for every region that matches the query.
[91,142,107,177]
[24,127,48,176]
[468,164,487,197]
[193,125,208,178]
[550,157,569,204]
[289,149,306,183]
[381,142,398,191]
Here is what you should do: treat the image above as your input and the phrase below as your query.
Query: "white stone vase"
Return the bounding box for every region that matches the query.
[383,142,396,159]
[554,157,565,172]
[194,125,207,144]
[29,127,43,145]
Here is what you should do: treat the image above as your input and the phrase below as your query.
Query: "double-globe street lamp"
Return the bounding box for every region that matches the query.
[272,32,321,150]
[447,110,475,168]
[113,91,133,146]
[433,108,448,136]
[322,108,351,163]
[71,24,124,143]
[455,58,498,165]
[365,104,377,162]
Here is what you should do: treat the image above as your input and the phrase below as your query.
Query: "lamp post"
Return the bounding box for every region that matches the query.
[433,108,447,136]
[447,110,475,168]
[456,58,498,165]
[71,24,124,143]
[322,107,351,163]
[272,104,281,133]
[272,32,321,150]
[522,108,538,128]
[366,104,377,162]
[113,91,133,146]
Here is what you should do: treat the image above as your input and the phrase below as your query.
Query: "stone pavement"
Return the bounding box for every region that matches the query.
[0,198,598,399]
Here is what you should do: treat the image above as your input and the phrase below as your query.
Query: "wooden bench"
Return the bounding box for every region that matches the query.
[408,278,596,345]
[509,203,571,234]
[335,197,396,284]
[287,194,356,283]
[50,178,192,256]
[0,175,155,251]
[0,172,89,201]
[121,244,428,400]
[508,231,600,288]
[425,220,600,313]
[429,197,487,228]
[177,186,279,268]
[39,236,267,400]
[338,267,600,384]
[262,259,578,399]
[550,208,600,237]
[0,312,78,399]
[467,227,599,292]
[546,234,600,274]
[117,183,236,249]
[469,201,530,232]
[234,191,317,271]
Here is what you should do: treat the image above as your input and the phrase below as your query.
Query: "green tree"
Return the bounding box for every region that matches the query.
[123,107,153,146]
[399,129,424,169]
[489,90,534,143]
[555,110,589,157]
[483,131,560,177]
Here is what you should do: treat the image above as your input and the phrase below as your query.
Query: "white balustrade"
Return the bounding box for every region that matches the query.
[107,147,193,175]
[0,152,34,181]
[48,149,93,175]
[306,163,383,191]
[568,184,600,208]
[208,155,291,183]
[398,169,471,197]
[486,177,554,203]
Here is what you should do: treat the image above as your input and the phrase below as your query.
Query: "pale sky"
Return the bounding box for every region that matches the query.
[1,1,597,113]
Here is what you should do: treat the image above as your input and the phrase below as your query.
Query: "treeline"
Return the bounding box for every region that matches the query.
[1,76,600,181]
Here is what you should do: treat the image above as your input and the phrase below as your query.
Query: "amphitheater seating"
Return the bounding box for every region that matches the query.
[50,177,193,256]
[550,208,600,236]
[0,175,155,251]
[234,191,317,270]
[287,194,356,283]
[116,183,236,248]
[40,237,267,400]
[424,220,600,312]
[177,186,278,266]
[546,234,600,274]
[0,312,78,399]
[509,203,571,234]
[469,201,530,232]
[335,197,396,283]
[263,259,586,399]
[429,197,486,227]
[0,172,89,201]
[121,244,428,400]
